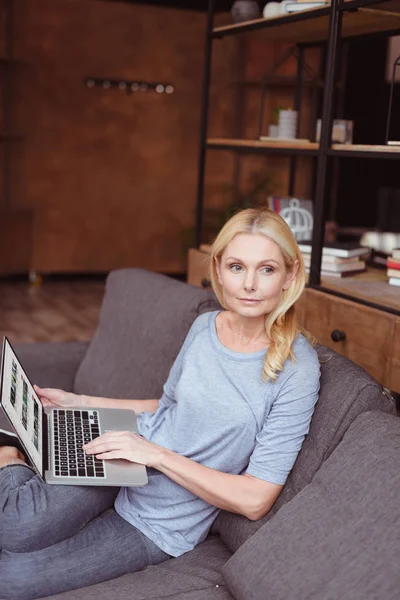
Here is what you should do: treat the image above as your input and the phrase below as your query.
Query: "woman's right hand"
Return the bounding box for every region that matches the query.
[33,385,84,409]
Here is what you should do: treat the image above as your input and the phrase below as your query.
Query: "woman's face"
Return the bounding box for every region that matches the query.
[216,233,298,319]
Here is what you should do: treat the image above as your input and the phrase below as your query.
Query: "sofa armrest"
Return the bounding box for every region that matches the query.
[13,341,90,392]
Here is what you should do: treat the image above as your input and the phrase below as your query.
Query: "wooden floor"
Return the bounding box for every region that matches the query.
[0,278,106,343]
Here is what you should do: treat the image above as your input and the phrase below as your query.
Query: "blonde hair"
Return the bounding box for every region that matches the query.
[209,207,314,382]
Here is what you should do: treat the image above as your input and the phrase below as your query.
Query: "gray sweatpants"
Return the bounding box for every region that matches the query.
[0,465,169,600]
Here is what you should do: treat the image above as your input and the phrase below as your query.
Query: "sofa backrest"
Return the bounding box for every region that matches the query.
[222,410,400,600]
[212,344,395,552]
[74,268,220,398]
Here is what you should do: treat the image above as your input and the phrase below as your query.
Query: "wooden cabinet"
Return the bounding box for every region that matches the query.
[303,288,396,387]
[389,318,400,394]
[187,248,211,289]
[294,292,308,329]
[187,249,400,392]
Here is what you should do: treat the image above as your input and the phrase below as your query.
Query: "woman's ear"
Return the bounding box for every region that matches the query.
[283,259,299,291]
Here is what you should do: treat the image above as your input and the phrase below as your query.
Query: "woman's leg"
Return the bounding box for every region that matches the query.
[0,460,119,552]
[1,508,169,600]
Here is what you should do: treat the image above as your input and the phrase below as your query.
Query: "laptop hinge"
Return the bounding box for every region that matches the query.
[43,411,50,474]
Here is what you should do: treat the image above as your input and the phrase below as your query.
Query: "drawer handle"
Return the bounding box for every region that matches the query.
[331,329,346,343]
[201,278,211,289]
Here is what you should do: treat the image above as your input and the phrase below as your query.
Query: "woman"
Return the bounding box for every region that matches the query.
[0,208,320,599]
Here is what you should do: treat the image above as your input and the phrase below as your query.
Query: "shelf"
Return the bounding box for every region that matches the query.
[207,138,319,155]
[213,6,400,43]
[206,139,400,159]
[330,143,400,159]
[315,267,400,314]
[212,6,331,40]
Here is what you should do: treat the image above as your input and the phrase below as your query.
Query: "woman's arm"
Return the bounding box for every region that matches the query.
[33,386,159,414]
[82,395,159,414]
[157,447,283,520]
[84,431,282,520]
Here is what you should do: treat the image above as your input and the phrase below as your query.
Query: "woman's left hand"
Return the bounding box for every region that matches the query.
[83,431,164,468]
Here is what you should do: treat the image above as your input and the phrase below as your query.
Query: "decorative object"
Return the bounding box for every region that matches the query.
[84,77,174,96]
[315,119,353,143]
[262,2,281,17]
[268,124,279,137]
[231,0,261,22]
[360,231,400,255]
[278,108,298,139]
[269,197,313,241]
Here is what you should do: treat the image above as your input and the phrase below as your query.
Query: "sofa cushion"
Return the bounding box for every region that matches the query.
[42,535,233,600]
[74,269,220,399]
[223,411,400,600]
[213,345,395,552]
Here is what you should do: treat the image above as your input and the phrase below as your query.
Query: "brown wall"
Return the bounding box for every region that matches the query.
[1,1,318,275]
[2,0,237,274]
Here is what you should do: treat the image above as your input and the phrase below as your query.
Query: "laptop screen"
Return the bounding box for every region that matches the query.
[0,337,44,475]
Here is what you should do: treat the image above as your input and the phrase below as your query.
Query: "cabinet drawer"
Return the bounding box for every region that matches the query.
[389,318,400,393]
[304,289,395,387]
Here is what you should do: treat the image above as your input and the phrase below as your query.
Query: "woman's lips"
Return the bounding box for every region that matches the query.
[238,298,262,303]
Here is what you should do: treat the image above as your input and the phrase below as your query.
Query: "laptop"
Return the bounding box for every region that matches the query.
[0,336,148,487]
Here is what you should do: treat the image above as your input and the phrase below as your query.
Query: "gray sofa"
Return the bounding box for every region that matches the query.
[2,268,399,600]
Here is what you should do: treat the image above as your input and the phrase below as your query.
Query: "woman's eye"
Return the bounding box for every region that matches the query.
[229,264,242,272]
[262,267,274,274]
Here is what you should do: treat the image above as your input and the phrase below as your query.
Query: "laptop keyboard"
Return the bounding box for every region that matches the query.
[53,409,105,478]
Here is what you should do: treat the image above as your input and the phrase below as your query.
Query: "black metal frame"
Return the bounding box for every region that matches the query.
[309,0,342,286]
[195,0,400,317]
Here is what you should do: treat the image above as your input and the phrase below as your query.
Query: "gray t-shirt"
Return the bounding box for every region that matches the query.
[115,310,320,557]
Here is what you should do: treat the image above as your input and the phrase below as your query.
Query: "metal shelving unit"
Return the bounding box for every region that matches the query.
[309,0,400,300]
[195,0,400,316]
[194,2,329,247]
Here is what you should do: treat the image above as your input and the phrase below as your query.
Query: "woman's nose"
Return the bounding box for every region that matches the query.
[243,272,257,292]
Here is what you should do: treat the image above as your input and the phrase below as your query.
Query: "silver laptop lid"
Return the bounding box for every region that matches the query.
[0,337,45,476]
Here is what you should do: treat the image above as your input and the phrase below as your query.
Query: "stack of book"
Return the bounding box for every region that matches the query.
[298,242,370,278]
[283,0,330,13]
[387,248,400,287]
